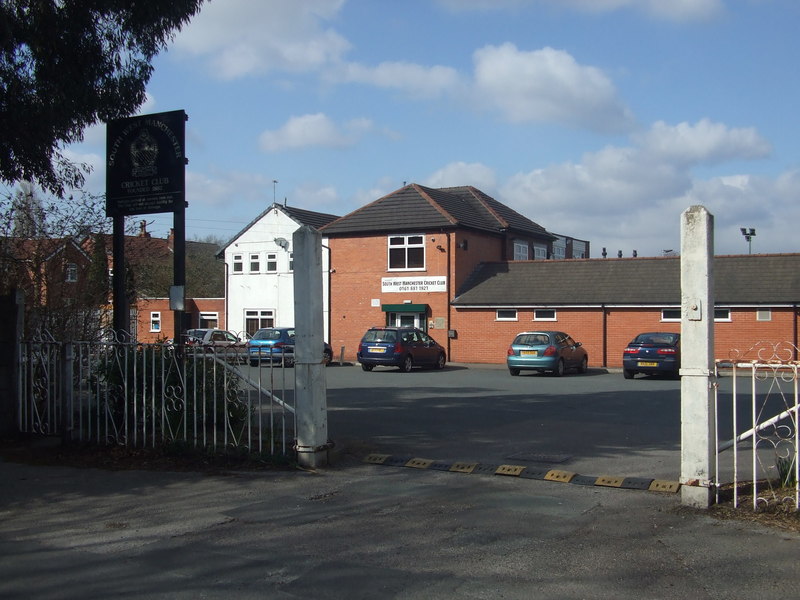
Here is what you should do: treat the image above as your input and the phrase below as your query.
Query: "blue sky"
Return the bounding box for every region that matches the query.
[65,0,800,256]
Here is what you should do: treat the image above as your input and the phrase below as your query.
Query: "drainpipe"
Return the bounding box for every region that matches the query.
[447,232,452,360]
[601,304,607,367]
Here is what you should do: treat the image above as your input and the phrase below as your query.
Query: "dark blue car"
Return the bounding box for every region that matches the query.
[622,332,680,379]
[357,327,446,372]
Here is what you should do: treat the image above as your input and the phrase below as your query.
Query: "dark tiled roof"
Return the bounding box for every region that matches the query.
[453,254,800,306]
[321,184,554,239]
[218,203,340,256]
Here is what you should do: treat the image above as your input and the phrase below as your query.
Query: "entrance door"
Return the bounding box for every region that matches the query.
[387,312,426,330]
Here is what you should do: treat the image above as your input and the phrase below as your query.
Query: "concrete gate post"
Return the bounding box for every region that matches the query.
[680,206,716,508]
[293,226,329,468]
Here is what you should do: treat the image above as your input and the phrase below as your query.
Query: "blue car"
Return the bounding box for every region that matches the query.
[622,332,680,379]
[357,327,446,372]
[247,327,333,367]
[506,331,588,377]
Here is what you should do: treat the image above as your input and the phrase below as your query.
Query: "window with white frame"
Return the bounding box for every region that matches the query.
[288,252,293,272]
[232,254,243,273]
[249,253,260,273]
[245,309,275,337]
[756,309,772,321]
[496,309,518,321]
[662,307,732,322]
[65,262,78,282]
[534,246,547,259]
[266,253,278,272]
[513,240,529,261]
[388,235,425,270]
[150,312,161,332]
[552,245,566,260]
[199,312,219,329]
[534,309,557,321]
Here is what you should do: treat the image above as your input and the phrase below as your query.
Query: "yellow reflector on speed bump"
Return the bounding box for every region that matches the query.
[649,480,681,493]
[449,462,478,474]
[496,464,525,477]
[363,454,390,464]
[405,458,434,469]
[596,476,625,488]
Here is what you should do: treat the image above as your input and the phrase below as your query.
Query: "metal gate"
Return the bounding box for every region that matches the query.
[17,333,296,456]
[714,342,799,509]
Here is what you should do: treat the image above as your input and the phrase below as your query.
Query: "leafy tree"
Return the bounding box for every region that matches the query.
[0,0,205,196]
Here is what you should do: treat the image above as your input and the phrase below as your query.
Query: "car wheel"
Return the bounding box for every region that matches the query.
[509,367,520,376]
[553,359,565,377]
[623,369,635,379]
[400,355,413,372]
[284,357,295,368]
[577,356,588,374]
[434,353,446,370]
[361,363,374,371]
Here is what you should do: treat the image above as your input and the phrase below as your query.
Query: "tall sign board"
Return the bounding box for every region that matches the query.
[106,110,186,216]
[106,110,187,342]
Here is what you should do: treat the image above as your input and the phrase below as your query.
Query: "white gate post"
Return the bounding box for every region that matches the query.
[680,206,716,507]
[293,225,329,468]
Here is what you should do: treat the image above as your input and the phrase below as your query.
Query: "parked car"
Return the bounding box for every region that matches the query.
[622,332,680,379]
[183,328,247,362]
[357,327,446,372]
[247,327,333,367]
[506,331,588,376]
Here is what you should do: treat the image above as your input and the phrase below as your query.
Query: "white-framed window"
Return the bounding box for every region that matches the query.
[534,309,557,321]
[65,262,78,282]
[662,307,732,322]
[714,308,731,322]
[249,253,260,273]
[513,240,529,261]
[756,309,772,322]
[150,312,161,332]
[496,309,518,321]
[245,309,275,337]
[266,253,278,272]
[289,252,294,272]
[199,312,219,329]
[388,235,425,270]
[534,246,547,260]
[552,245,566,260]
[232,254,243,273]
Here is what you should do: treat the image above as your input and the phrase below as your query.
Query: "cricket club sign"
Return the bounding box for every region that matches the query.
[106,110,186,217]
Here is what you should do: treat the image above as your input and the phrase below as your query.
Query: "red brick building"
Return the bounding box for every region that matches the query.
[321,183,800,368]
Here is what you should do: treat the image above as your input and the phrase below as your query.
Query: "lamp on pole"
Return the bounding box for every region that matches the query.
[740,227,756,254]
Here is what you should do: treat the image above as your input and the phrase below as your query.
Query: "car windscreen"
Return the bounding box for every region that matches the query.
[633,333,678,345]
[252,329,284,341]
[362,330,397,343]
[513,333,550,346]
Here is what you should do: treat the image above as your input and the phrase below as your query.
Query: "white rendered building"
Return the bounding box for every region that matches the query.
[217,203,339,339]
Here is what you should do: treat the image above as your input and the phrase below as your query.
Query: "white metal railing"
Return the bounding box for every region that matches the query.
[715,352,799,510]
[18,336,296,457]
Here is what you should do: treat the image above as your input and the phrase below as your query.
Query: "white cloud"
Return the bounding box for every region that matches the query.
[472,44,634,132]
[499,119,783,255]
[424,162,497,192]
[331,61,463,99]
[258,113,375,152]
[172,0,350,79]
[635,119,771,165]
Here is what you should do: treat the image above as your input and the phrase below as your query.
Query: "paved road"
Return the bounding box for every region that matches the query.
[2,365,798,599]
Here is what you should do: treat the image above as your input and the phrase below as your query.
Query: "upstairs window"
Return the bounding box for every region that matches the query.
[496,309,518,321]
[388,235,425,270]
[65,262,78,282]
[266,253,278,272]
[150,312,161,332]
[534,246,547,260]
[249,253,260,273]
[232,254,243,273]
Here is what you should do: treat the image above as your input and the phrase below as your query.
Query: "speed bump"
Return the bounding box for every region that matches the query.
[595,475,625,488]
[429,461,453,471]
[620,477,655,491]
[519,467,551,480]
[495,464,526,477]
[405,458,434,469]
[364,453,390,465]
[649,479,681,493]
[449,462,478,474]
[544,469,576,483]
